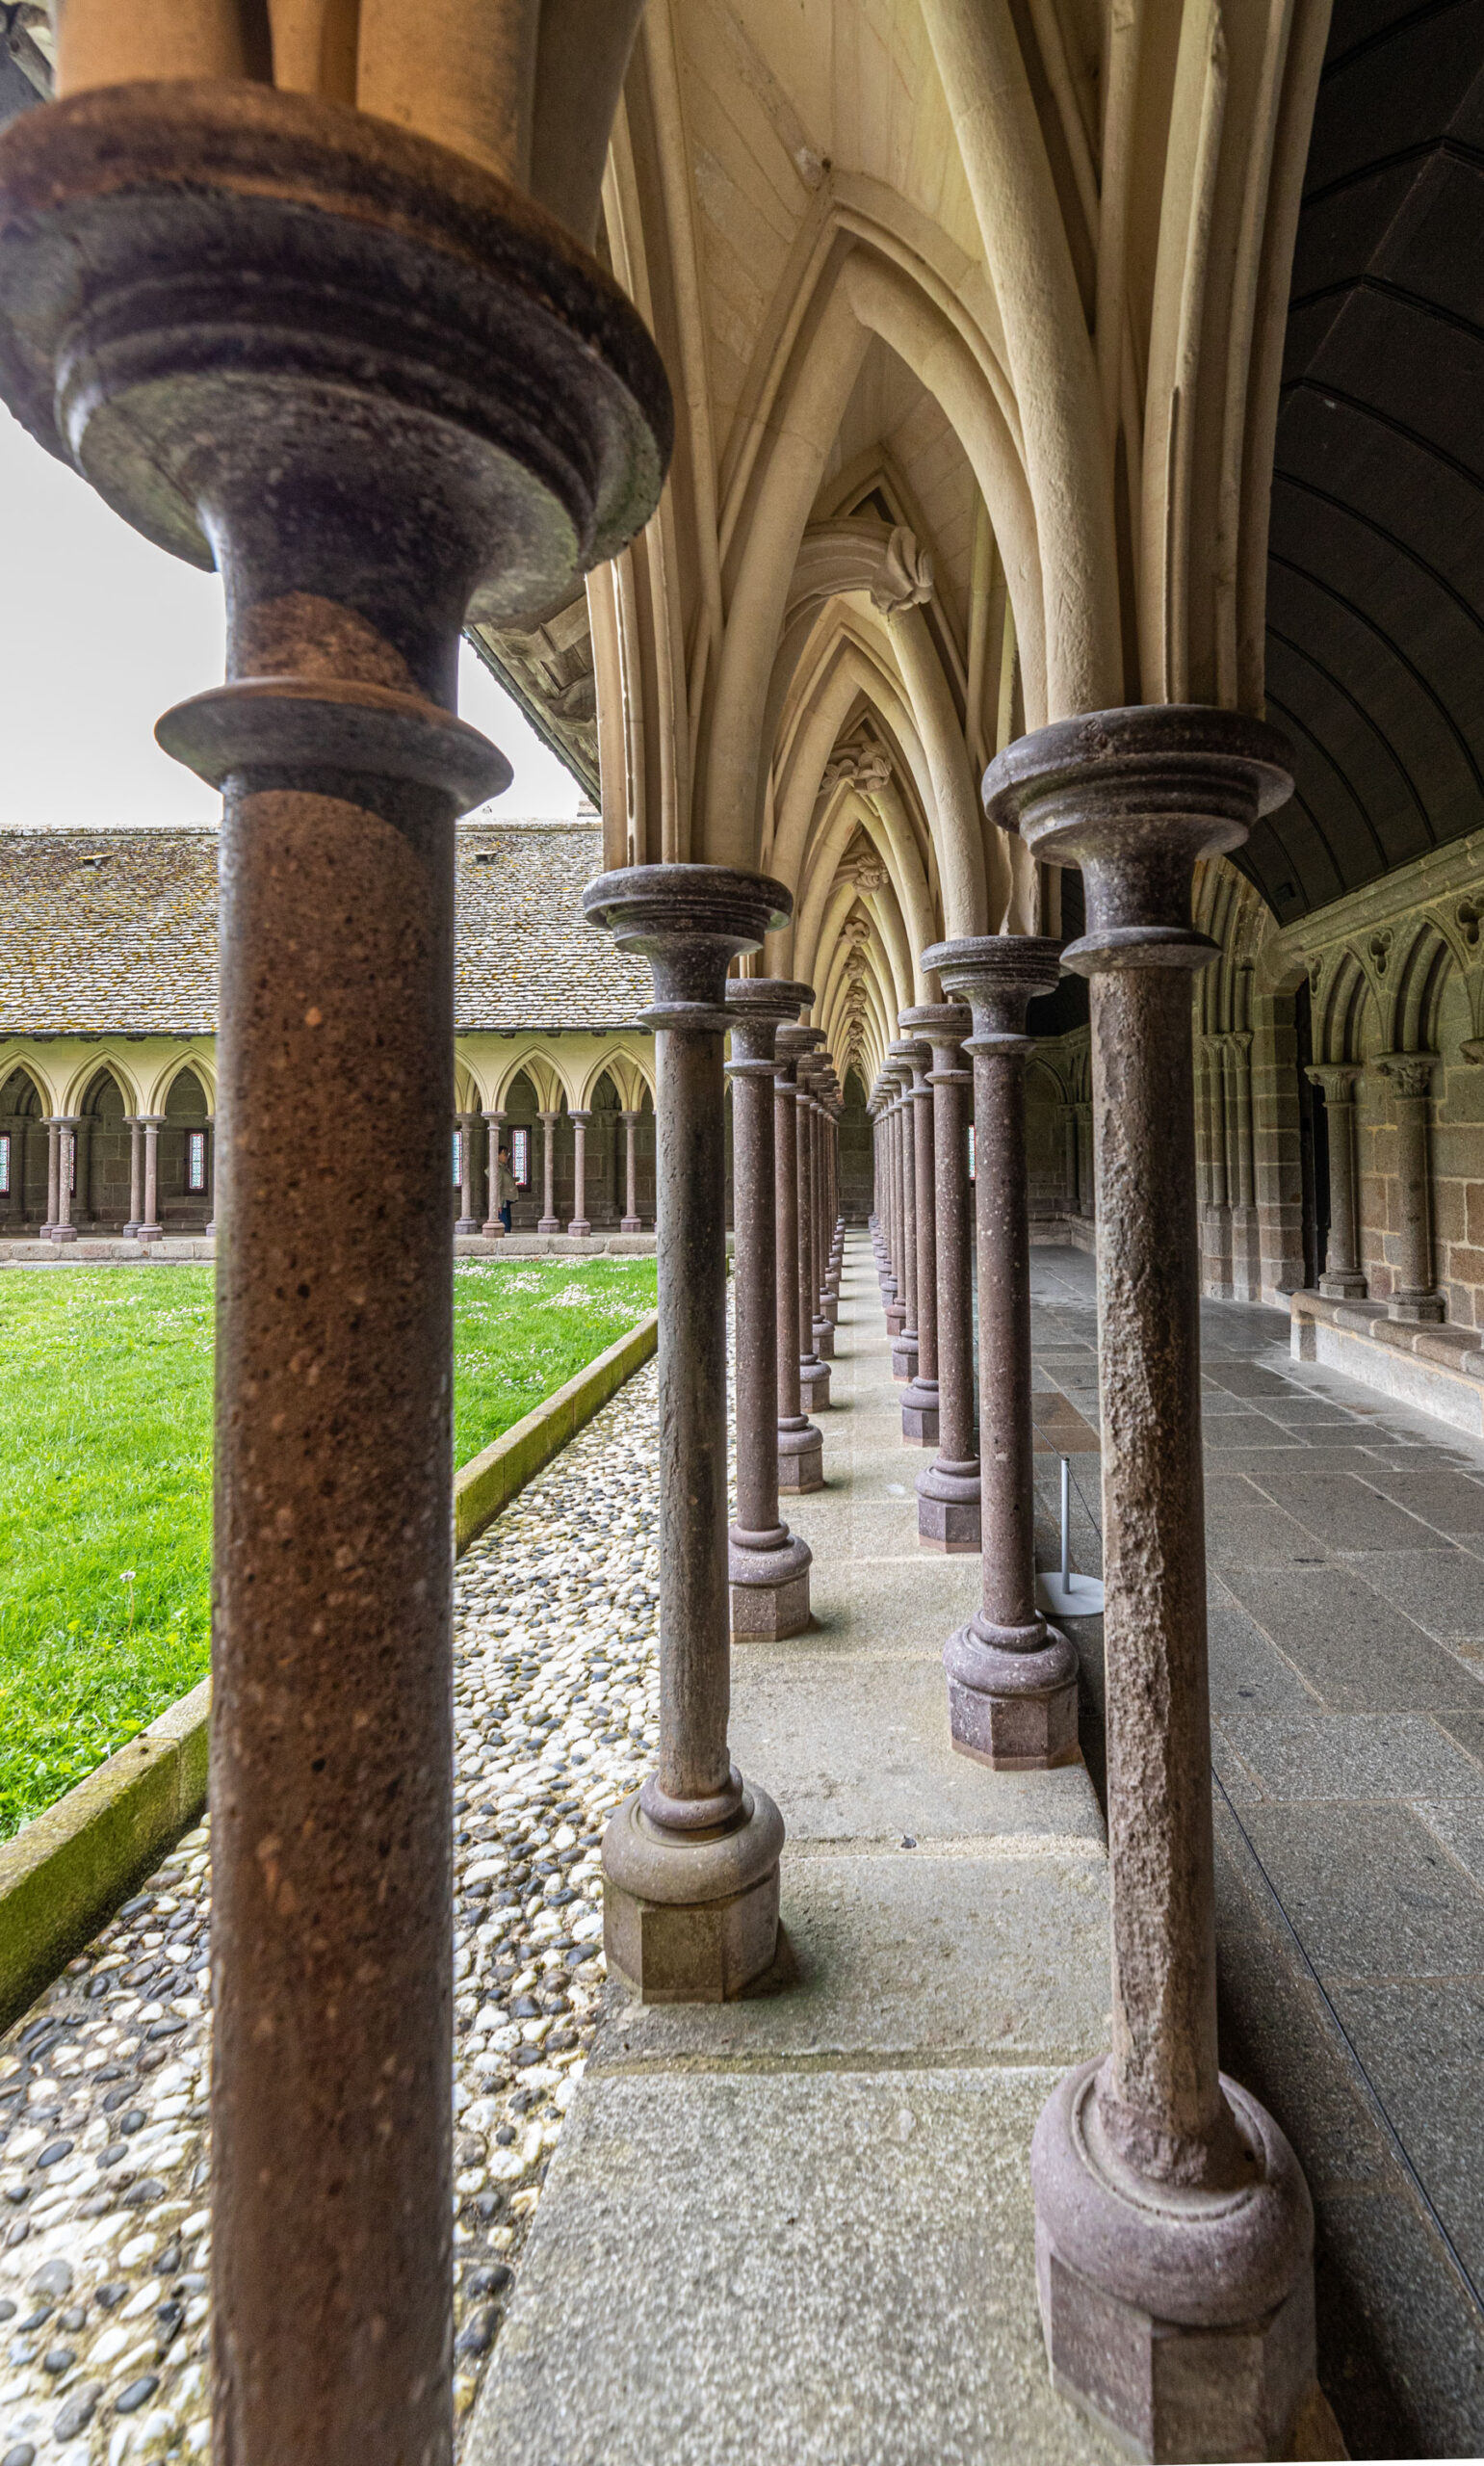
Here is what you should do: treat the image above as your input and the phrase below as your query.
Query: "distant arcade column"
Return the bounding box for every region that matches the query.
[536,1110,562,1233]
[481,1109,508,1239]
[773,1027,825,1490]
[1305,1065,1365,1298]
[567,1110,593,1237]
[913,1007,979,1549]
[619,1110,643,1231]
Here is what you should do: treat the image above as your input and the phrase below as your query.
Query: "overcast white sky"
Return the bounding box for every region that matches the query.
[0,407,583,827]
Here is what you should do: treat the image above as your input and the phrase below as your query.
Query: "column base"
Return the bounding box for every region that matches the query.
[52,1225,77,1244]
[567,1219,592,1238]
[778,1418,824,1493]
[602,1778,785,2003]
[621,1216,643,1233]
[121,1220,140,1238]
[891,1330,919,1383]
[729,1529,812,1640]
[455,1216,480,1235]
[900,1377,938,1446]
[537,1216,560,1233]
[1388,1290,1445,1323]
[917,1457,980,1552]
[943,1615,1080,1768]
[820,1295,839,1325]
[481,1219,507,1241]
[1317,1271,1366,1299]
[799,1357,832,1412]
[1031,2059,1317,2464]
[137,1225,162,1246]
[813,1318,835,1360]
[885,1301,907,1338]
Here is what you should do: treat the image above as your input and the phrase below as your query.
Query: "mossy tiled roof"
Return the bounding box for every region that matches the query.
[0,821,647,1035]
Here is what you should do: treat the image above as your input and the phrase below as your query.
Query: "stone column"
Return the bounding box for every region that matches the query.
[139,1117,164,1244]
[897,1028,940,1441]
[53,1116,79,1242]
[1305,1064,1365,1298]
[1379,1054,1444,1321]
[537,1111,561,1233]
[887,1087,909,1335]
[619,1110,643,1230]
[480,1110,508,1238]
[914,1008,979,1550]
[123,1115,143,1238]
[567,1110,593,1236]
[41,1116,60,1237]
[775,1028,826,1488]
[0,76,669,2458]
[888,1043,922,1381]
[204,1113,217,1239]
[725,980,815,1638]
[924,940,1076,1765]
[986,708,1316,2462]
[791,1039,832,1414]
[1228,1030,1258,1297]
[456,1109,481,1234]
[584,866,789,1999]
[1075,1102,1094,1217]
[807,1077,835,1358]
[816,1073,841,1324]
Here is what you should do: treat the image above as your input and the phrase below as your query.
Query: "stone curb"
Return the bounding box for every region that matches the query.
[0,1313,657,2031]
[454,1308,659,1555]
[0,1679,212,2033]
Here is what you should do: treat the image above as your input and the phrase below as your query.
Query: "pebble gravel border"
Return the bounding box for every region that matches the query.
[0,1359,662,2460]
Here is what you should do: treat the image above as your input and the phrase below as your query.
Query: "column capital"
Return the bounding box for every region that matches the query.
[922,933,1061,1048]
[725,976,813,1070]
[1376,1051,1438,1100]
[537,1107,563,1124]
[1305,1062,1362,1103]
[481,1107,506,1125]
[584,864,792,1027]
[983,706,1291,972]
[566,1107,594,1126]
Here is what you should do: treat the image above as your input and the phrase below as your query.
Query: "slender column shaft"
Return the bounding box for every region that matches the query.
[915,1070,936,1374]
[538,1111,560,1232]
[1062,1104,1078,1213]
[44,1116,60,1234]
[798,1085,818,1359]
[775,1076,804,1422]
[141,1119,162,1239]
[1076,1104,1093,1216]
[620,1110,641,1230]
[481,1110,507,1239]
[1306,1066,1364,1295]
[125,1115,143,1235]
[1230,1033,1254,1209]
[55,1118,76,1238]
[456,1109,480,1231]
[915,1016,979,1550]
[568,1110,592,1235]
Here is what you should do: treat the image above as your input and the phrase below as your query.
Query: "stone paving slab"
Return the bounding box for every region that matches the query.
[467,2066,1128,2466]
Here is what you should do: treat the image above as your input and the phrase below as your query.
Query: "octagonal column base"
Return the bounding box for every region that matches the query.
[800,1359,832,1412]
[885,1299,907,1337]
[820,1295,839,1325]
[1388,1288,1445,1323]
[602,1781,785,2003]
[52,1225,78,1244]
[813,1317,835,1360]
[1032,2059,1318,2464]
[944,1616,1079,1768]
[916,1457,980,1552]
[891,1331,919,1383]
[900,1376,939,1445]
[729,1529,813,1640]
[778,1419,824,1493]
[456,1216,480,1236]
[1317,1271,1366,1299]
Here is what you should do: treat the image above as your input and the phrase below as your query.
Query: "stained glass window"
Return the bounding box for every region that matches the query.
[186,1129,208,1194]
[452,1128,463,1188]
[511,1125,531,1190]
[0,1133,9,1195]
[967,1123,976,1182]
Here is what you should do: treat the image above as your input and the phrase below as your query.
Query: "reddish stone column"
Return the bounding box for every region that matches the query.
[789,1037,832,1413]
[888,1044,922,1380]
[924,939,1076,1766]
[456,1109,481,1233]
[51,1116,79,1243]
[619,1109,643,1230]
[986,708,1317,2463]
[0,78,669,2459]
[774,1027,825,1488]
[40,1115,60,1238]
[725,979,815,1637]
[897,1031,938,1439]
[481,1109,507,1239]
[537,1110,561,1233]
[802,1073,835,1360]
[585,867,789,1998]
[913,1008,979,1549]
[567,1109,593,1236]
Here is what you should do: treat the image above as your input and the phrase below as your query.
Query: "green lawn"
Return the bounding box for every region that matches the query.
[0,1257,656,1837]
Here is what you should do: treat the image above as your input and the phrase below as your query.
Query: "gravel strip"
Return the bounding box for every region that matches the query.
[0,1357,661,2459]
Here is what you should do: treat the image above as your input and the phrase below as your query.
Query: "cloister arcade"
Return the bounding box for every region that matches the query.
[1,0,1482,2458]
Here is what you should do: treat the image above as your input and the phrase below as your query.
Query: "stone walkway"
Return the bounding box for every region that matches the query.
[1028,1246,1484,2462]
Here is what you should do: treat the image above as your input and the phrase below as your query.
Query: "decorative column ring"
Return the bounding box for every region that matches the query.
[923,941,1076,1764]
[1304,1065,1365,1298]
[584,865,789,2002]
[985,707,1317,2465]
[1377,1053,1445,1322]
[907,1008,979,1548]
[725,979,816,1639]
